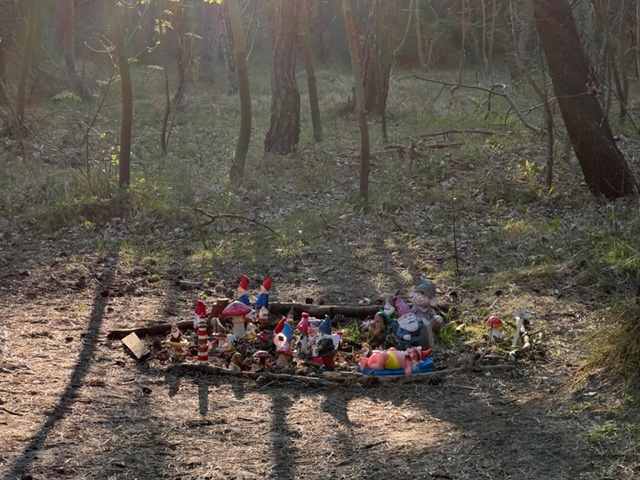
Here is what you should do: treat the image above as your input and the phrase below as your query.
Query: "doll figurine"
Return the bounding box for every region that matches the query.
[389,296,422,348]
[312,316,337,370]
[410,276,443,349]
[365,295,396,347]
[359,346,423,376]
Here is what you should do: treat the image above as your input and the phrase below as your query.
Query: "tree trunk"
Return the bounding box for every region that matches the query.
[343,0,370,203]
[60,0,88,100]
[532,0,637,199]
[637,1,640,80]
[361,0,400,117]
[172,2,188,106]
[198,1,216,84]
[218,1,238,94]
[158,1,171,156]
[228,0,251,184]
[264,0,301,155]
[108,1,132,189]
[61,0,76,76]
[16,0,36,127]
[298,0,322,142]
[0,29,9,106]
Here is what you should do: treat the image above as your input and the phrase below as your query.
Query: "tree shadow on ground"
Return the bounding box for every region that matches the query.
[5,245,121,479]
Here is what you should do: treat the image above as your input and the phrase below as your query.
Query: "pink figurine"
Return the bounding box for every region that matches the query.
[359,346,422,375]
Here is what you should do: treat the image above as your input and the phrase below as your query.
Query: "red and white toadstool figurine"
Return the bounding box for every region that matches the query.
[222,300,253,338]
[486,316,504,342]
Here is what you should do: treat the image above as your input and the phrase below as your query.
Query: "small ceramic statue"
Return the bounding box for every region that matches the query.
[410,276,443,349]
[296,312,311,357]
[194,300,208,330]
[392,296,423,348]
[311,315,337,370]
[364,295,396,347]
[273,317,293,367]
[236,275,251,306]
[359,345,423,376]
[254,276,272,311]
[166,323,189,357]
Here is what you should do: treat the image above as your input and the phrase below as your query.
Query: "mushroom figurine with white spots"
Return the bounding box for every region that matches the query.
[222,301,253,338]
[486,316,504,342]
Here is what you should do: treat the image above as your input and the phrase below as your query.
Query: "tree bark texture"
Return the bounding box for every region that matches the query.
[217,1,238,94]
[533,0,637,199]
[108,1,132,188]
[171,2,189,106]
[361,0,400,116]
[60,0,89,101]
[16,0,36,125]
[0,30,9,105]
[198,1,216,84]
[343,0,370,202]
[298,0,322,142]
[264,0,301,155]
[228,0,251,184]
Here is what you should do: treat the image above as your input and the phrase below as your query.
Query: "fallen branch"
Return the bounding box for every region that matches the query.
[167,363,337,387]
[268,303,381,319]
[107,298,230,340]
[191,206,279,236]
[421,129,495,138]
[383,142,463,152]
[165,361,518,387]
[401,75,541,134]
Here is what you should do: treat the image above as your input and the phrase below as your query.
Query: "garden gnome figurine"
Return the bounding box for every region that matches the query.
[296,312,311,357]
[274,317,293,367]
[236,275,250,306]
[367,295,396,347]
[411,276,443,349]
[314,315,337,370]
[194,299,208,329]
[255,275,272,310]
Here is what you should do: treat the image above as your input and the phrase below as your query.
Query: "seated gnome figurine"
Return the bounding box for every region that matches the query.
[410,276,443,349]
[364,295,396,347]
[391,295,422,349]
[166,323,189,357]
[312,315,338,370]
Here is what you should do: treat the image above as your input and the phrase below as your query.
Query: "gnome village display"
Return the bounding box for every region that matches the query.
[109,275,531,384]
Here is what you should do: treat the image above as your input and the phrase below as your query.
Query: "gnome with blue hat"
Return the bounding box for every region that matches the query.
[273,317,293,367]
[312,315,338,370]
[410,276,443,349]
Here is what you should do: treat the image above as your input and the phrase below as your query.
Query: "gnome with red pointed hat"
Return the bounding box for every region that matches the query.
[236,275,251,306]
[254,276,272,324]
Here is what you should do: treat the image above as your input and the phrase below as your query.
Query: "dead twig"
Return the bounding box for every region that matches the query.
[0,406,24,416]
[191,206,280,236]
[401,75,541,134]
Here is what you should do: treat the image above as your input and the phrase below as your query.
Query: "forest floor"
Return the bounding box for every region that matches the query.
[3,70,640,479]
[1,213,639,480]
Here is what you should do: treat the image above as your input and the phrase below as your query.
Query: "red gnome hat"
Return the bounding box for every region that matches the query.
[195,300,207,318]
[261,275,273,293]
[238,275,249,291]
